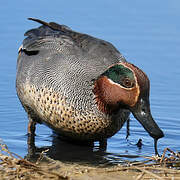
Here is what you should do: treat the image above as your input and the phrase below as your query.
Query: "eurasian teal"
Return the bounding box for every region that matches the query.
[16,18,164,150]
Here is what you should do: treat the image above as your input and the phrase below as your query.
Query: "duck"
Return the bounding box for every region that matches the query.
[16,18,164,149]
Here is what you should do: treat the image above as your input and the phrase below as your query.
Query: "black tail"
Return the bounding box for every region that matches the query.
[28,18,67,32]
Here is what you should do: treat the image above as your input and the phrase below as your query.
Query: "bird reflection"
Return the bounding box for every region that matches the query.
[26,133,109,165]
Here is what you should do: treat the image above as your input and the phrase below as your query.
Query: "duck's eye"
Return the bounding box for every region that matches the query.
[122,78,134,88]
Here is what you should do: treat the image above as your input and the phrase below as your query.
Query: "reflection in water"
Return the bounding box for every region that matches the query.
[26,133,141,165]
[27,133,108,165]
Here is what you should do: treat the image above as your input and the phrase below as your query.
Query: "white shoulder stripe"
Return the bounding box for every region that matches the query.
[18,44,23,53]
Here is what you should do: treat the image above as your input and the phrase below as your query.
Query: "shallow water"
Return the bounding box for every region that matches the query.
[0,0,180,164]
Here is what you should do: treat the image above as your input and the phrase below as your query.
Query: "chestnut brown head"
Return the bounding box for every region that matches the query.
[94,62,164,140]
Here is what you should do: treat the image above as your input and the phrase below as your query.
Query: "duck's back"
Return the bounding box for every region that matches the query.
[17,19,126,107]
[16,19,129,141]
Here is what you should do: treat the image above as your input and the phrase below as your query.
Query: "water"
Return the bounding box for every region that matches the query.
[0,0,180,164]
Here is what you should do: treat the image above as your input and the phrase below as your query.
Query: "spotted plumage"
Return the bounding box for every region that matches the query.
[16,18,164,146]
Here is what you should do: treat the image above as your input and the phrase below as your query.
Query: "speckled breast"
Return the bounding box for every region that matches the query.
[18,83,126,141]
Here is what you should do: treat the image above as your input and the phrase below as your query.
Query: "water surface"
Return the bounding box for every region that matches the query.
[0,0,180,164]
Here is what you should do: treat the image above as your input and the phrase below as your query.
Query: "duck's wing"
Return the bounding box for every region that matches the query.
[20,18,126,64]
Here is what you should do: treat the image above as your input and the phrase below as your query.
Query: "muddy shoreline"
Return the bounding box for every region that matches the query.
[1,142,180,180]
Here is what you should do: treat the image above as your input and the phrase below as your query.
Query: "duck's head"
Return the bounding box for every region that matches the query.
[93,62,164,140]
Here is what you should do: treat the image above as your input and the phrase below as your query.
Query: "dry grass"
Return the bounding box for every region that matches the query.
[0,142,68,180]
[0,141,180,180]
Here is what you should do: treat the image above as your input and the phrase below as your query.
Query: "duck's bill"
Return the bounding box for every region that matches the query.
[130,98,164,140]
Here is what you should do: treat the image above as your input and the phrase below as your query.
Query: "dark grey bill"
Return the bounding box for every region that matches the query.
[130,98,164,155]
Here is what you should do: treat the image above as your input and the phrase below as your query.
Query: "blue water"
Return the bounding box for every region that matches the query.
[0,0,180,164]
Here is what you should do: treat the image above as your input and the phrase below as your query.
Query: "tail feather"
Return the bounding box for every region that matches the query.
[28,18,70,32]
